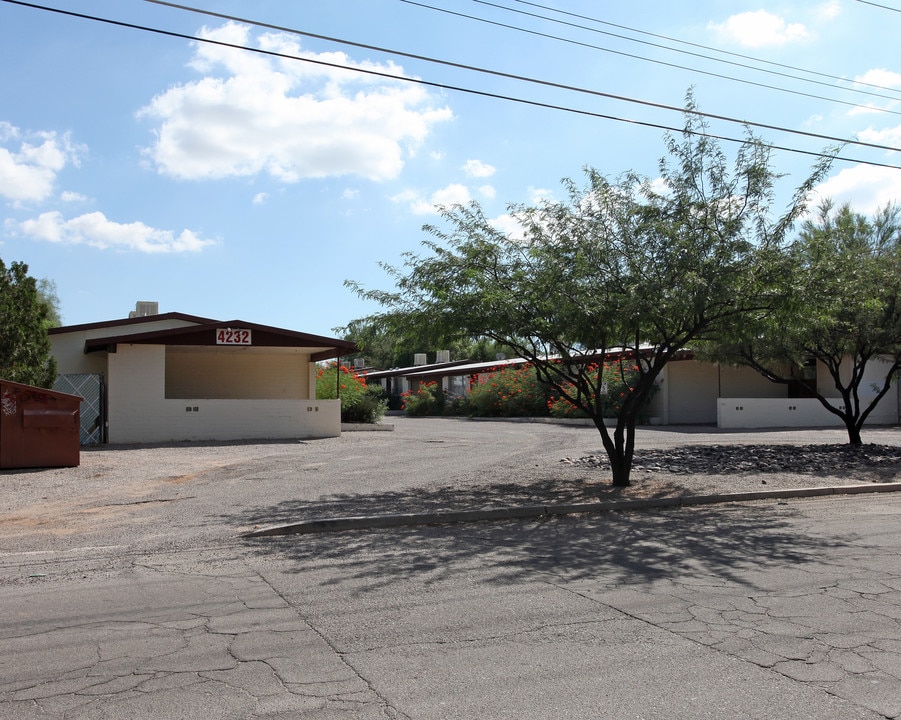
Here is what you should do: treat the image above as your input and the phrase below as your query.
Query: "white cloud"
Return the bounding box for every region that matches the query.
[812,165,901,216]
[0,124,82,204]
[478,185,496,200]
[393,183,472,215]
[462,159,496,178]
[60,190,89,203]
[431,183,471,208]
[342,188,359,200]
[489,213,525,240]
[14,211,214,253]
[858,124,901,146]
[847,69,901,116]
[252,192,269,205]
[855,68,901,89]
[527,186,556,204]
[708,11,810,48]
[817,1,841,20]
[139,22,452,183]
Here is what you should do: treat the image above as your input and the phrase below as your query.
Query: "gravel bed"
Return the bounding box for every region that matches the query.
[563,443,901,475]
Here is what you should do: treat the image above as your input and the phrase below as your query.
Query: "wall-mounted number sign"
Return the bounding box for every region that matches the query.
[216,328,252,345]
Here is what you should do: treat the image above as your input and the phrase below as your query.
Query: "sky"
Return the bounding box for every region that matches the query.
[2,0,901,339]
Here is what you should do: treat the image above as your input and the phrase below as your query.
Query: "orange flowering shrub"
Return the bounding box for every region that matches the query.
[547,361,642,419]
[316,362,387,423]
[402,381,444,416]
[468,364,551,417]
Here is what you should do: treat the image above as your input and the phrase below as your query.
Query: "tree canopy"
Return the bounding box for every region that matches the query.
[349,106,833,486]
[705,200,901,445]
[0,259,58,388]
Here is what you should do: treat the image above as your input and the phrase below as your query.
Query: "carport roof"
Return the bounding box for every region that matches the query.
[69,317,357,362]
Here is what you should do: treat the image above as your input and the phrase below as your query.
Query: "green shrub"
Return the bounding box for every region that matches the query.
[547,361,649,419]
[402,381,444,416]
[316,363,387,423]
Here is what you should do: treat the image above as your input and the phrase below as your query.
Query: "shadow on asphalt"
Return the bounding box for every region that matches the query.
[229,474,687,522]
[231,497,846,593]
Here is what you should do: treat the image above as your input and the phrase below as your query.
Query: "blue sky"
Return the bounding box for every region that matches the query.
[2,0,900,338]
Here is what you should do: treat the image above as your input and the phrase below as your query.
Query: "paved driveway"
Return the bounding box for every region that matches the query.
[1,419,900,718]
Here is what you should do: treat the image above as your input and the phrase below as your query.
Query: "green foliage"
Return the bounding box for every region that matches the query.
[401,381,444,416]
[338,316,514,370]
[706,200,901,444]
[547,361,649,419]
[0,259,57,387]
[468,364,550,417]
[347,96,832,485]
[316,362,387,423]
[37,278,62,328]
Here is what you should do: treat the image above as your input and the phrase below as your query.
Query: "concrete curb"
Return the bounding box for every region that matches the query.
[340,423,395,432]
[243,482,901,538]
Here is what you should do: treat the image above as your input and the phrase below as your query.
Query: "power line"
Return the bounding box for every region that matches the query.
[469,0,901,105]
[509,0,901,97]
[401,0,901,117]
[3,0,900,170]
[856,0,901,12]
[138,0,901,157]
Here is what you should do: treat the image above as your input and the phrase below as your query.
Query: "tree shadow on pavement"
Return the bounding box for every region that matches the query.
[232,497,849,594]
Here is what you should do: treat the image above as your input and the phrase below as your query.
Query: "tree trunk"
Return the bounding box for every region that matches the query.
[844,418,863,446]
[595,415,635,487]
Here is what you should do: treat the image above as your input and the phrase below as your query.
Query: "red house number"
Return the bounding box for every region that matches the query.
[216,328,251,345]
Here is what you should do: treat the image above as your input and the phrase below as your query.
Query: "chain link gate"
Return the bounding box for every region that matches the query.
[53,373,105,445]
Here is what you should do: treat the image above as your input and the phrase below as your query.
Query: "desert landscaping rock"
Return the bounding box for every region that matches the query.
[563,443,901,477]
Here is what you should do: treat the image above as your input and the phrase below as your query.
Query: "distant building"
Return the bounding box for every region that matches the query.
[365,351,899,428]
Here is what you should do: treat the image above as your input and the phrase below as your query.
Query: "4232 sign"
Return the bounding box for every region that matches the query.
[216,328,252,345]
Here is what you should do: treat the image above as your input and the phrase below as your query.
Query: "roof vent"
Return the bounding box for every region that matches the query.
[129,301,159,318]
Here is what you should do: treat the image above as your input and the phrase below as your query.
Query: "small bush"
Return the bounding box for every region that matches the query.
[468,365,551,417]
[547,362,649,419]
[316,363,387,423]
[402,381,444,416]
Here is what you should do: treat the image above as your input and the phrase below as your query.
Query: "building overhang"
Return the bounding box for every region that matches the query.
[81,319,357,362]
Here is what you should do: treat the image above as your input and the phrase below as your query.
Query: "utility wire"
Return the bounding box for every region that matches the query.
[402,0,901,117]
[511,0,901,96]
[469,0,901,104]
[3,0,900,170]
[856,0,901,12]
[140,0,901,155]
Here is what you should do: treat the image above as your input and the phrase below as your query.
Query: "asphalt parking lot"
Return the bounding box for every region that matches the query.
[1,418,900,718]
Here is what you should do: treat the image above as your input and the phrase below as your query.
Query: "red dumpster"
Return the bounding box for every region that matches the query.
[0,379,82,468]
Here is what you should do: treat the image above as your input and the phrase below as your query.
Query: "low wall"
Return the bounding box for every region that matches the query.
[109,398,341,443]
[718,397,897,429]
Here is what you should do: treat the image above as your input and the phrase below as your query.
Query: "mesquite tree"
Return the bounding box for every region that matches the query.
[349,108,831,486]
[708,201,901,446]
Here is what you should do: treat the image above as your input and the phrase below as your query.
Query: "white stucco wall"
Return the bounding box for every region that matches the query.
[107,344,339,443]
[660,360,719,424]
[718,396,898,428]
[50,318,201,376]
[164,347,310,399]
[719,356,899,428]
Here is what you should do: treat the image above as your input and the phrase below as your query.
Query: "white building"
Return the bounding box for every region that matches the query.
[49,303,356,444]
[367,351,900,428]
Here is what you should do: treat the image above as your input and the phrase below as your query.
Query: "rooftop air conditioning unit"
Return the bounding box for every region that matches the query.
[353,358,366,369]
[414,353,427,366]
[128,301,159,318]
[436,350,450,363]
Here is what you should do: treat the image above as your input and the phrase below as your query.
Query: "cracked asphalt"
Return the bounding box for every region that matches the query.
[1,418,900,719]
